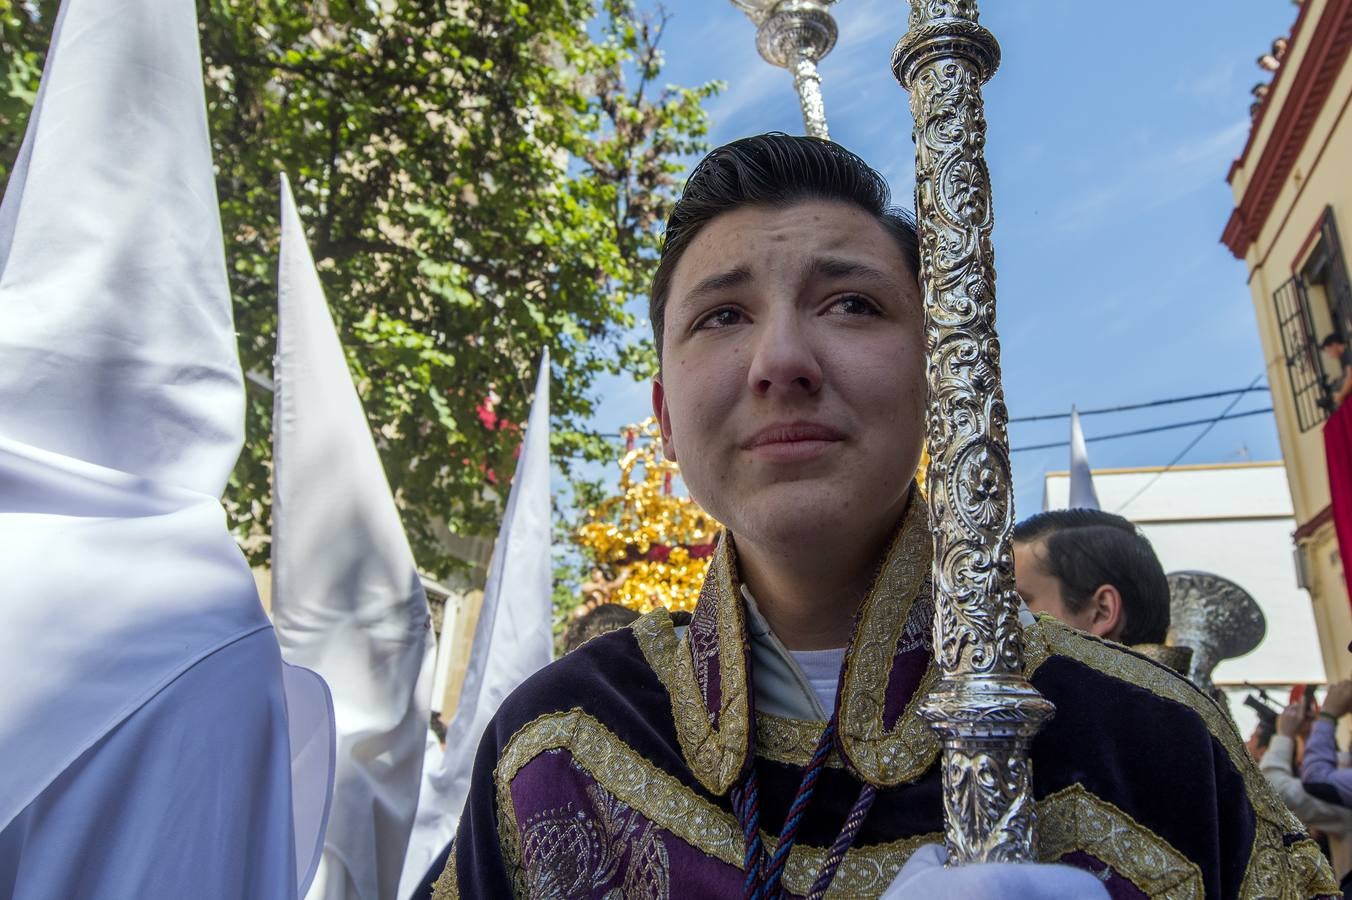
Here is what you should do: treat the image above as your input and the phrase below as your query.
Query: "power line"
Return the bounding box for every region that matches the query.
[555,384,1279,459]
[574,385,1274,440]
[1009,385,1269,424]
[1009,406,1274,453]
[559,403,1277,458]
[1113,372,1268,515]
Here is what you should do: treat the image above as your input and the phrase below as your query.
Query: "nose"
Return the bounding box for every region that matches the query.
[746,312,822,397]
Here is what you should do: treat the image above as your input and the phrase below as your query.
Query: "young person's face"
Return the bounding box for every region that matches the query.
[1324,342,1346,362]
[652,200,925,553]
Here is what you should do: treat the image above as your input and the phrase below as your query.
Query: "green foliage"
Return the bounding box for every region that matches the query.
[204,0,718,576]
[0,0,56,181]
[551,468,610,637]
[0,0,719,577]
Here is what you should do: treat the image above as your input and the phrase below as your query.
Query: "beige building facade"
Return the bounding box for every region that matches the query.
[1223,0,1352,681]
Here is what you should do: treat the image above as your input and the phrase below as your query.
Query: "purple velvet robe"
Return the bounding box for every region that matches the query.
[433,495,1336,899]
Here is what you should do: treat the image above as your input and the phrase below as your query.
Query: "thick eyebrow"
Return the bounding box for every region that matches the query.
[683,266,752,305]
[678,257,902,312]
[809,257,899,290]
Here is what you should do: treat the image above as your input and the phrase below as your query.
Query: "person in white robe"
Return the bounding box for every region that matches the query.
[271,175,436,900]
[0,0,333,896]
[400,353,553,898]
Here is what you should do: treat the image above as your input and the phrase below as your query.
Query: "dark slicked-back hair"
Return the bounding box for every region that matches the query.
[649,133,920,359]
[559,602,640,654]
[1013,508,1171,646]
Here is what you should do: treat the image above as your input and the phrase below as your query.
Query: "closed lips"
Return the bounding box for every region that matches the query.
[744,423,845,447]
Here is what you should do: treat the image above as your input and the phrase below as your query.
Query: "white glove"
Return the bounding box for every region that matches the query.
[882,843,1110,899]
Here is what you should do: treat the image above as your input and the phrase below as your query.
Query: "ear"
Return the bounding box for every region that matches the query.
[1087,584,1124,641]
[652,377,677,462]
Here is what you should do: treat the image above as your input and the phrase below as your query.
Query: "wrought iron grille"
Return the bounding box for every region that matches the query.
[1273,274,1329,432]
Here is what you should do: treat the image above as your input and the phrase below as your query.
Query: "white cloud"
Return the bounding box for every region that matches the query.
[1178,60,1240,101]
[1170,118,1250,166]
[1050,118,1250,232]
[704,60,789,137]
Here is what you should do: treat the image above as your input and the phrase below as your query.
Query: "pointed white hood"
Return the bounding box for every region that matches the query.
[1067,407,1101,510]
[271,175,435,900]
[0,6,331,894]
[0,0,243,491]
[401,352,554,894]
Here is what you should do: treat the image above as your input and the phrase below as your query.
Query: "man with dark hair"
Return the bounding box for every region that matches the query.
[1012,509,1170,647]
[431,134,1333,898]
[1321,333,1352,410]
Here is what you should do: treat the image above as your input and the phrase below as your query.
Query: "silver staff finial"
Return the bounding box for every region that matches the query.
[730,0,839,139]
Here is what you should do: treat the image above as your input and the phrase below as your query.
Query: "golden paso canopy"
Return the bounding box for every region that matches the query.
[574,419,718,613]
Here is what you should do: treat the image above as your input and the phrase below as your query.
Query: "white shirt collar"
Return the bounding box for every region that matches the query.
[741,584,843,720]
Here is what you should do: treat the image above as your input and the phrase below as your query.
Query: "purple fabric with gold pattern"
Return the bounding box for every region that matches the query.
[432,494,1337,899]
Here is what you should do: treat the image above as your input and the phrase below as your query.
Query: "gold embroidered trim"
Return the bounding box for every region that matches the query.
[705,536,753,791]
[836,491,941,786]
[1022,614,1052,674]
[1241,827,1339,900]
[494,708,935,897]
[1023,617,1338,898]
[630,605,748,795]
[430,848,458,900]
[640,491,939,793]
[496,709,743,868]
[755,713,844,769]
[1038,784,1202,899]
[630,540,751,796]
[782,831,937,899]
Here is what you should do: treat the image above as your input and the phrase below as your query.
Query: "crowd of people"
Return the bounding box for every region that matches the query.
[1249,686,1352,885]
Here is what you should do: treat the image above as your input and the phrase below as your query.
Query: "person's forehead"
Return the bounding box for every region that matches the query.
[670,200,908,290]
[1013,538,1053,574]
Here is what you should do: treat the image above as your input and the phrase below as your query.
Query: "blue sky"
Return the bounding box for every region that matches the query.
[582,0,1299,520]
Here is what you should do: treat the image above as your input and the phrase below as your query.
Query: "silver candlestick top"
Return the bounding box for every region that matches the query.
[729,0,839,139]
[1167,570,1266,699]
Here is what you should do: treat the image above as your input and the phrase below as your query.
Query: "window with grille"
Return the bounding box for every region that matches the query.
[1274,274,1329,432]
[1275,207,1352,432]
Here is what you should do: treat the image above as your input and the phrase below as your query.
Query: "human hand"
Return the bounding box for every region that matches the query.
[1276,703,1304,738]
[884,844,1109,899]
[1322,681,1352,719]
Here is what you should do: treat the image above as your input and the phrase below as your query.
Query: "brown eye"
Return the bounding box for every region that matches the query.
[827,294,881,316]
[694,307,744,330]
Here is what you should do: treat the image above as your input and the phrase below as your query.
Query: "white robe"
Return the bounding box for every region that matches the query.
[0,0,334,893]
[0,629,299,899]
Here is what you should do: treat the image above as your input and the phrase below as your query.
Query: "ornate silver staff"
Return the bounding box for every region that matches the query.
[730,0,839,139]
[892,2,1054,863]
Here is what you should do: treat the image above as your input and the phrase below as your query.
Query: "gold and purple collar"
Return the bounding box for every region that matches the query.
[632,489,940,795]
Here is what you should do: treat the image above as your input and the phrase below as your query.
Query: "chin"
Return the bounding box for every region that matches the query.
[722,481,908,552]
